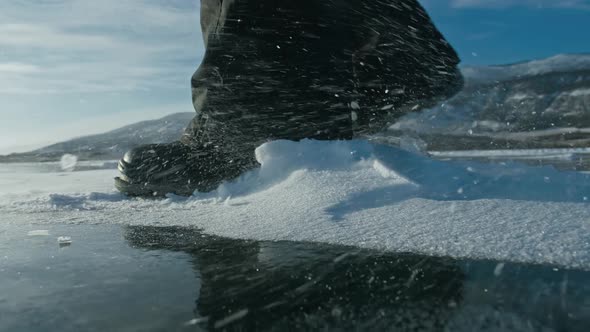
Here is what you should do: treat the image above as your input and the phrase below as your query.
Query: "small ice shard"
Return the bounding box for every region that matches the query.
[28,230,50,236]
[60,154,78,172]
[57,236,72,246]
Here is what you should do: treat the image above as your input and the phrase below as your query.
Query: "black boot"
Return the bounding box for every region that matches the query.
[115,140,258,197]
[115,113,259,197]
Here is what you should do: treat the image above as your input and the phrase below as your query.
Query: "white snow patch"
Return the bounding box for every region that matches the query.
[506,93,532,102]
[1,140,590,269]
[569,88,590,97]
[372,160,400,179]
[27,230,50,236]
[431,147,590,160]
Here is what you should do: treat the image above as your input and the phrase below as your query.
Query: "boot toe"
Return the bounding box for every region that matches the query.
[114,141,256,197]
[121,144,162,166]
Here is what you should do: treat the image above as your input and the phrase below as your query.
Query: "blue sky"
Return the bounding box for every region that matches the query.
[0,0,589,154]
[422,0,590,65]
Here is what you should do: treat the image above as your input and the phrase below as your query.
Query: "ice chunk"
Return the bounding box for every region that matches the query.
[57,236,72,246]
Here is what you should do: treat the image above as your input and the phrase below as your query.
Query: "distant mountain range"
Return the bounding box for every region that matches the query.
[0,113,194,162]
[2,54,590,162]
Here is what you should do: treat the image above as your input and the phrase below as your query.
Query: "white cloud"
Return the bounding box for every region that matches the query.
[0,1,202,152]
[0,0,203,95]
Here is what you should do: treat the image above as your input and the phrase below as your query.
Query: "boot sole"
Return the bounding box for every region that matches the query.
[114,177,196,197]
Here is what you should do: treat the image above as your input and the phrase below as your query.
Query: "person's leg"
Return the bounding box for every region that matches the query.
[186,0,462,144]
[185,0,358,149]
[115,0,462,196]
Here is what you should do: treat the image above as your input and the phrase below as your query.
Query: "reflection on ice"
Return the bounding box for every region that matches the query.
[125,226,590,331]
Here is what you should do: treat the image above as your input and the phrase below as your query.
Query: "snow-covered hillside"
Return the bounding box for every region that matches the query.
[2,140,589,270]
[461,54,590,85]
[0,113,193,162]
[393,54,590,150]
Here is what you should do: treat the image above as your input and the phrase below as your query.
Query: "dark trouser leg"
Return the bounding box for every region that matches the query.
[184,0,463,150]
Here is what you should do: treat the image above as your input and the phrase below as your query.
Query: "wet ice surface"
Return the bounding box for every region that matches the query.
[0,224,199,332]
[1,140,590,270]
[0,224,589,331]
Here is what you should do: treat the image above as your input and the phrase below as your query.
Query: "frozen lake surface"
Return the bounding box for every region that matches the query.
[1,223,589,331]
[1,140,590,330]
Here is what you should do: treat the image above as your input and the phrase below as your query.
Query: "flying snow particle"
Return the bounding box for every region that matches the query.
[185,317,209,326]
[214,309,249,329]
[60,154,78,172]
[494,263,505,276]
